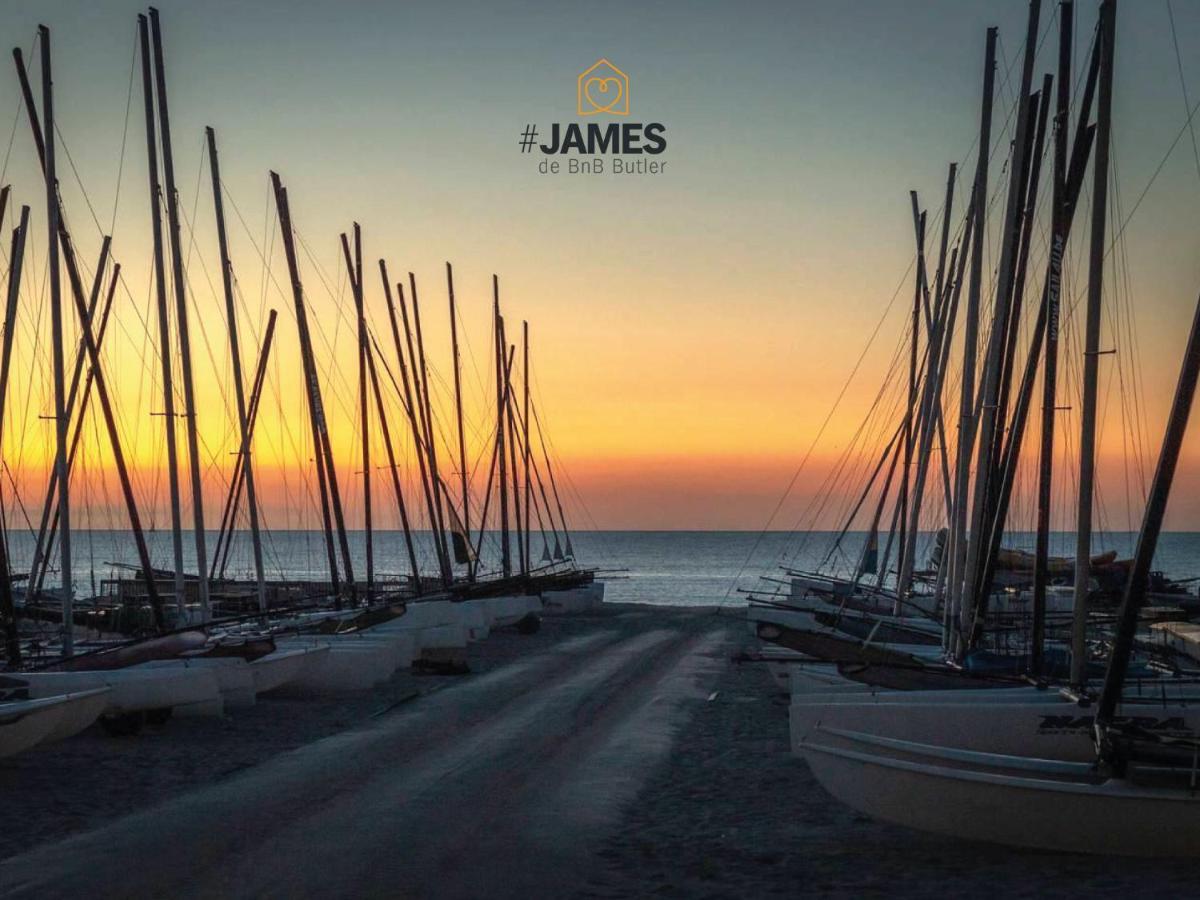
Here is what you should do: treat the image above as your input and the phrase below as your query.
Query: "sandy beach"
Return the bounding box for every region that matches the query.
[3,603,1200,898]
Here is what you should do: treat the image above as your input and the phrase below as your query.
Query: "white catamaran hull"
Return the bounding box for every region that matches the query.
[12,668,222,716]
[800,729,1200,857]
[250,645,332,695]
[0,688,111,758]
[791,687,1200,762]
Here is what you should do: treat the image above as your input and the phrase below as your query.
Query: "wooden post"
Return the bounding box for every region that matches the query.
[206,126,267,611]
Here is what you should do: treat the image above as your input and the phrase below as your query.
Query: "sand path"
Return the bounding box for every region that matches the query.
[1,610,733,898]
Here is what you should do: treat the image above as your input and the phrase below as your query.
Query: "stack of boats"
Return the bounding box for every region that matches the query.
[0,580,605,758]
[746,0,1200,857]
[0,10,608,761]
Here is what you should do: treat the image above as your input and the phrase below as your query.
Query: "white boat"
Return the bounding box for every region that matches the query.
[456,600,491,641]
[542,584,602,614]
[249,645,332,695]
[482,595,542,629]
[0,688,111,758]
[136,658,256,710]
[8,667,222,716]
[790,682,1200,762]
[274,637,395,693]
[370,600,471,652]
[798,726,1200,857]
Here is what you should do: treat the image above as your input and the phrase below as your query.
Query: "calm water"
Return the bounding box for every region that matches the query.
[11,529,1200,607]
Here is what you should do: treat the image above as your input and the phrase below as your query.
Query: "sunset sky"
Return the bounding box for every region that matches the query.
[2,0,1200,534]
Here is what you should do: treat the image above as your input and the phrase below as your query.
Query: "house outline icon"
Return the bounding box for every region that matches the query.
[577,59,629,116]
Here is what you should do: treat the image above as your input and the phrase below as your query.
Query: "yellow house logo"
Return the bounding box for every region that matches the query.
[577,59,629,116]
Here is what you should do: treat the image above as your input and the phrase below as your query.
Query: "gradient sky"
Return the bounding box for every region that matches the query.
[2,0,1200,534]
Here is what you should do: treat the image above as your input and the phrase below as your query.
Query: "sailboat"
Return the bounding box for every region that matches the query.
[798,184,1200,854]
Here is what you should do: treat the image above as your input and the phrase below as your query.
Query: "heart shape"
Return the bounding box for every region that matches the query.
[584,76,624,113]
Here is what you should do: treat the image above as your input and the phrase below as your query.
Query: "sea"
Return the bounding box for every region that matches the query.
[10,529,1200,606]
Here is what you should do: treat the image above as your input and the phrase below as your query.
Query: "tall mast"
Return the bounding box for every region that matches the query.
[1096,289,1200,736]
[946,27,997,643]
[342,225,373,595]
[214,310,277,580]
[379,264,450,586]
[1033,0,1077,675]
[1071,0,1116,689]
[14,40,166,633]
[523,321,532,570]
[271,173,348,599]
[206,126,266,612]
[447,263,472,579]
[40,26,73,653]
[959,0,1041,648]
[494,279,511,578]
[138,14,184,613]
[407,272,449,579]
[366,335,421,588]
[0,203,28,664]
[897,171,959,604]
[896,200,922,602]
[149,7,210,620]
[500,318,524,575]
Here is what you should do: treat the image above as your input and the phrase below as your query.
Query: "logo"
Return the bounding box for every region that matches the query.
[577,59,629,116]
[518,58,668,177]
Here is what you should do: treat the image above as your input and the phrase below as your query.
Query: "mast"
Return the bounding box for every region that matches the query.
[494,279,512,578]
[897,171,959,604]
[531,396,573,558]
[271,172,348,598]
[366,333,421,589]
[500,318,524,575]
[893,197,924,609]
[14,41,166,633]
[150,7,211,619]
[0,203,28,664]
[1071,0,1116,689]
[206,126,267,612]
[34,251,118,599]
[946,26,997,643]
[215,311,277,580]
[40,25,74,653]
[958,0,1041,649]
[523,321,532,570]
[379,265,450,586]
[1095,289,1200,737]
[447,263,472,579]
[138,14,184,615]
[342,225,373,595]
[407,272,449,580]
[1033,0,1077,675]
